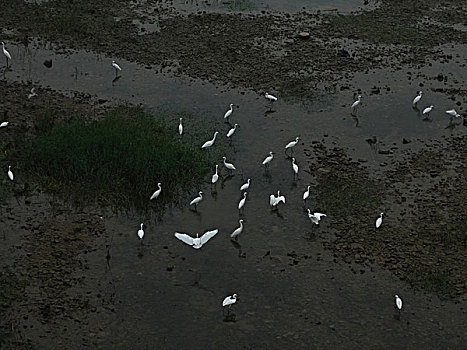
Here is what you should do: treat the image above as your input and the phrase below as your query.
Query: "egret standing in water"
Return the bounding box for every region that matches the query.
[422,105,434,118]
[223,156,236,174]
[27,88,37,99]
[0,121,9,128]
[7,166,13,181]
[303,185,310,203]
[292,157,299,179]
[224,104,234,123]
[111,60,122,76]
[150,183,162,200]
[376,212,383,229]
[238,192,247,213]
[351,95,362,113]
[190,191,203,210]
[211,164,219,185]
[240,178,250,191]
[230,220,244,241]
[178,118,183,136]
[137,223,145,240]
[307,209,326,225]
[202,131,219,149]
[412,91,422,107]
[285,137,299,156]
[2,42,11,67]
[262,152,274,168]
[226,123,239,138]
[222,293,238,311]
[265,92,277,102]
[395,295,403,310]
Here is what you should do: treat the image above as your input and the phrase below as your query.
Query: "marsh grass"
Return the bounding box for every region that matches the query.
[19,107,212,211]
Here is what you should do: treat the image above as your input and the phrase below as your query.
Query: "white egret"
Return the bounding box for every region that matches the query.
[150,183,162,200]
[224,104,234,122]
[174,229,219,249]
[137,223,144,240]
[0,121,8,128]
[222,293,237,307]
[395,295,403,310]
[178,117,183,136]
[262,152,274,167]
[422,105,434,117]
[446,109,461,118]
[276,190,285,205]
[303,185,310,202]
[270,190,285,208]
[307,209,326,225]
[230,220,244,240]
[27,88,37,99]
[7,166,13,181]
[190,191,203,209]
[111,60,122,75]
[240,178,250,191]
[351,95,362,110]
[201,131,219,149]
[265,92,277,102]
[285,137,299,155]
[412,91,422,106]
[376,212,383,229]
[223,156,236,173]
[226,123,239,138]
[292,157,299,178]
[2,42,11,67]
[238,192,247,212]
[212,164,219,184]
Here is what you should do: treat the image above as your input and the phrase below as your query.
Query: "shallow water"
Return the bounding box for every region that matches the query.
[1,41,466,348]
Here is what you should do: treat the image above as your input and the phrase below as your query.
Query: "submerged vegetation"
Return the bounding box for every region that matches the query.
[18,107,212,210]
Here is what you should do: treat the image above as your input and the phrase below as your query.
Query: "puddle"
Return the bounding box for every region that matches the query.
[151,0,378,14]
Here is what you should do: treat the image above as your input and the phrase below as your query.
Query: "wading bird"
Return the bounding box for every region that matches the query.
[376,212,383,228]
[351,95,362,111]
[395,295,403,310]
[137,223,144,240]
[212,164,219,185]
[422,105,434,118]
[270,190,285,208]
[292,157,299,179]
[265,92,277,102]
[227,123,239,138]
[262,152,274,168]
[190,191,203,210]
[307,209,326,225]
[224,103,234,122]
[178,118,183,136]
[174,229,219,249]
[111,60,121,76]
[150,183,162,200]
[222,293,237,308]
[412,91,422,107]
[201,131,219,149]
[223,156,236,173]
[240,178,250,191]
[230,220,244,241]
[27,88,37,99]
[238,192,247,213]
[7,166,13,181]
[285,137,300,155]
[0,121,8,128]
[2,42,11,67]
[446,109,461,118]
[303,185,310,202]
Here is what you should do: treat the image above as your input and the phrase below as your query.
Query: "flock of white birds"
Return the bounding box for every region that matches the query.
[3,41,462,313]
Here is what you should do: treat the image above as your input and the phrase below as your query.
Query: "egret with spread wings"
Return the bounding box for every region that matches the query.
[174,229,219,249]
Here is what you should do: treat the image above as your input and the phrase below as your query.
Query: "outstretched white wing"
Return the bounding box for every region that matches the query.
[174,232,194,246]
[200,229,218,246]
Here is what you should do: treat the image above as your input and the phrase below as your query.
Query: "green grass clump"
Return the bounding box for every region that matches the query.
[20,108,210,209]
